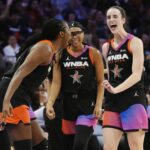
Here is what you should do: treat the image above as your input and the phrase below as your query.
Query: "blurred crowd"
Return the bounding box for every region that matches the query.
[0,0,150,98]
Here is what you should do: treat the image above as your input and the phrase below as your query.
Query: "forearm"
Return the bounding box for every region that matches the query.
[95,82,104,108]
[115,72,142,93]
[3,71,24,102]
[47,79,52,97]
[47,80,61,106]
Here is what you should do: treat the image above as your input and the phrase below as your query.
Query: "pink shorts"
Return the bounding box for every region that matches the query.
[62,114,98,134]
[103,104,148,132]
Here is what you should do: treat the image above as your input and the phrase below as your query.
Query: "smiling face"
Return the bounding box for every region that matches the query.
[69,27,84,48]
[106,7,126,35]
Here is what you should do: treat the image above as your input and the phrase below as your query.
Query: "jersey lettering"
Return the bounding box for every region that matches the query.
[108,54,129,61]
[63,61,89,67]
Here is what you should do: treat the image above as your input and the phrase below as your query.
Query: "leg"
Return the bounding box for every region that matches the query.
[7,123,32,150]
[121,104,148,150]
[31,119,46,145]
[103,128,123,150]
[88,135,103,150]
[127,130,145,150]
[144,119,150,150]
[63,134,74,150]
[31,119,48,150]
[73,125,93,150]
[44,104,63,150]
[29,106,48,150]
[45,116,63,150]
[0,129,11,150]
[0,105,34,150]
[118,133,130,150]
[62,119,76,150]
[102,111,123,150]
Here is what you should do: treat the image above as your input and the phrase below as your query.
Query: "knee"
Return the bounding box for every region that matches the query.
[73,138,86,150]
[103,145,111,150]
[103,143,117,150]
[128,136,144,150]
[128,142,143,150]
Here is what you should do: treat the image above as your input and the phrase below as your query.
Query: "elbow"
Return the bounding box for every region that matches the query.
[137,75,142,82]
[133,72,142,83]
[137,76,142,82]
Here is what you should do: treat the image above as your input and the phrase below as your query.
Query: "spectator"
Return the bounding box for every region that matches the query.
[3,35,20,65]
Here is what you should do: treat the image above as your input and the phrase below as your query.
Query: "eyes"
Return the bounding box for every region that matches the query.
[107,15,118,20]
[71,31,83,36]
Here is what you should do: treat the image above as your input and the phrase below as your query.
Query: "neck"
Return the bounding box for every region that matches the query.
[51,40,61,53]
[114,30,128,43]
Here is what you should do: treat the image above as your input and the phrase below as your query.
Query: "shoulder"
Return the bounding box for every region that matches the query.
[3,45,11,50]
[88,46,101,57]
[102,42,110,50]
[130,36,143,46]
[16,44,20,48]
[3,45,12,54]
[26,41,53,64]
[128,36,143,53]
[102,42,110,59]
[35,41,52,51]
[88,46,103,65]
[89,46,100,53]
[31,41,52,56]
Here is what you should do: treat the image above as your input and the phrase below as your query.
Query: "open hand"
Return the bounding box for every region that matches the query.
[2,100,13,119]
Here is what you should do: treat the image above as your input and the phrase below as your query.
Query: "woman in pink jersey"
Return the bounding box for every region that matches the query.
[102,6,148,150]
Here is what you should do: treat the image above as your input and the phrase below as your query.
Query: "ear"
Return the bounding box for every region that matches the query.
[122,17,126,24]
[59,31,65,38]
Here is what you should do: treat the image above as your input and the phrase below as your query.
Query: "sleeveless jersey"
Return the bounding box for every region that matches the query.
[60,45,98,120]
[0,40,52,107]
[60,45,96,94]
[104,34,147,112]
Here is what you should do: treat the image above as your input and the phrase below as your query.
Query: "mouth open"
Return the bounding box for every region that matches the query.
[110,25,117,30]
